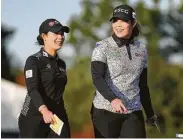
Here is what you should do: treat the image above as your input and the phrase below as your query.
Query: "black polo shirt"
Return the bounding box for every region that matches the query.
[21,48,67,116]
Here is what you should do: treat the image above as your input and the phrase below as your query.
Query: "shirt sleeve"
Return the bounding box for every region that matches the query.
[91,44,107,63]
[24,56,44,109]
[143,47,148,68]
[139,68,154,118]
[91,43,116,102]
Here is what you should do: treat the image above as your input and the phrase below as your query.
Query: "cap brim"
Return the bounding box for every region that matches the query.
[109,14,131,22]
[50,26,70,33]
[61,26,70,33]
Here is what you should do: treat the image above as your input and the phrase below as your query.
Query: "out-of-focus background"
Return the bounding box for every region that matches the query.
[1,0,183,138]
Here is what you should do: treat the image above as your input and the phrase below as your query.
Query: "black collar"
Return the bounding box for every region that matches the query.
[40,48,59,60]
[112,34,134,47]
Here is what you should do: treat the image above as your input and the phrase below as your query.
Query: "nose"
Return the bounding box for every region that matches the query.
[116,20,125,28]
[57,33,65,39]
[116,23,122,27]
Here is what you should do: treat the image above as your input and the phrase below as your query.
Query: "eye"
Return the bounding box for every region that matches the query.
[112,18,118,23]
[55,32,64,36]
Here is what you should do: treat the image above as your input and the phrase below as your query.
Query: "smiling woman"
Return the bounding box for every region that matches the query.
[37,19,70,53]
[18,18,71,138]
[90,4,158,138]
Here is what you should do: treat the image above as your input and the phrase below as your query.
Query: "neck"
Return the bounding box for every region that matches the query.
[122,35,131,39]
[112,34,133,46]
[43,45,57,56]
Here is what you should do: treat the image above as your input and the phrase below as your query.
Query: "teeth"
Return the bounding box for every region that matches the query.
[116,29,124,32]
[116,28,123,31]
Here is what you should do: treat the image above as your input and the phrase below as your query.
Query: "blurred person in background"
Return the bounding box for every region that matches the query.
[18,18,70,138]
[91,4,158,138]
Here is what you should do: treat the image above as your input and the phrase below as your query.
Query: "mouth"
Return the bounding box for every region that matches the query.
[115,28,124,33]
[56,41,63,45]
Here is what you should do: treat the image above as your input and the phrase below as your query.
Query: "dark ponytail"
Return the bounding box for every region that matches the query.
[132,22,141,38]
[36,35,44,45]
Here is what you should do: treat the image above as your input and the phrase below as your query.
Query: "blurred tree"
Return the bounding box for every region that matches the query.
[158,9,183,62]
[64,0,183,137]
[64,57,94,133]
[1,24,24,85]
[1,25,15,81]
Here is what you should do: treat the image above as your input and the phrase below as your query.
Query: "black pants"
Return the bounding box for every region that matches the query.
[91,106,146,138]
[18,114,70,138]
[19,98,71,138]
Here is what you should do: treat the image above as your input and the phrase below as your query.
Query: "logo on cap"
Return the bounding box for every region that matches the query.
[54,20,59,24]
[48,21,55,26]
[114,8,129,14]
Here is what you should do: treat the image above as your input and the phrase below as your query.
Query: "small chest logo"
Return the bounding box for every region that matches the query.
[135,53,143,57]
[46,64,51,69]
[59,67,65,72]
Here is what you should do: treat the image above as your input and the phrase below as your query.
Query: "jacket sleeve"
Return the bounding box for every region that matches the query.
[24,56,44,109]
[91,44,116,102]
[139,47,154,118]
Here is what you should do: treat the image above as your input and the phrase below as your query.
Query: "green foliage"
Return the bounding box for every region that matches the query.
[68,0,128,54]
[147,54,183,137]
[64,57,94,132]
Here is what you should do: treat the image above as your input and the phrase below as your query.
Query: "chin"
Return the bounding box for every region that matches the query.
[54,45,62,50]
[116,34,126,38]
[115,33,129,39]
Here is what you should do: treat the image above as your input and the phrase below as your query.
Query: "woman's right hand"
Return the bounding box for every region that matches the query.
[111,98,128,114]
[40,107,56,124]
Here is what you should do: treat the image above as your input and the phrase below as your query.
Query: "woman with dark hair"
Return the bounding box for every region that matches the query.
[91,4,157,138]
[18,18,71,138]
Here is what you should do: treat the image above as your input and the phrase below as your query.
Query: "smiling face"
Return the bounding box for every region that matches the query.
[112,18,134,39]
[42,31,65,51]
